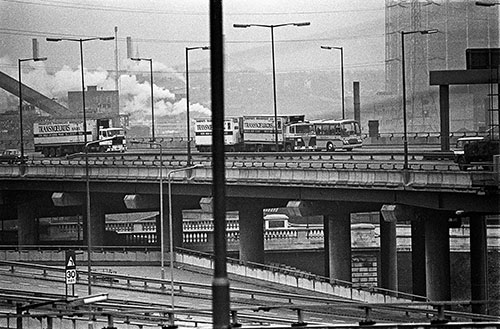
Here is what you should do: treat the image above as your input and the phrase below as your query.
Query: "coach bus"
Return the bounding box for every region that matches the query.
[312,119,362,151]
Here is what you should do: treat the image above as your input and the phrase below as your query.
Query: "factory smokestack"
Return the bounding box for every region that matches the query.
[353,81,360,124]
[126,36,133,59]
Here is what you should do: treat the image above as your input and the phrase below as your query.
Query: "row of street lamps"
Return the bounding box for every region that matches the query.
[128,46,209,166]
[233,22,310,151]
[127,23,343,155]
[41,35,205,306]
[15,1,497,160]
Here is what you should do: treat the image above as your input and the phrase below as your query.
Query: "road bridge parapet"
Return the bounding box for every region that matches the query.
[0,161,494,194]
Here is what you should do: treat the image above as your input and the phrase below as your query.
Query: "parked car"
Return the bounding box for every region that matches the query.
[0,149,26,164]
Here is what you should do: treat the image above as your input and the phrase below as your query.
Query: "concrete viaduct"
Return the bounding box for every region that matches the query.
[0,159,497,314]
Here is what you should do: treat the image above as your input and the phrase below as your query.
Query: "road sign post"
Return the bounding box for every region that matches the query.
[65,250,77,297]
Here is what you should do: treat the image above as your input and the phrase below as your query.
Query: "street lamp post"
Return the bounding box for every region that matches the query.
[400,29,438,171]
[321,46,345,119]
[166,165,200,313]
[130,57,155,142]
[18,56,47,161]
[234,22,310,151]
[82,137,115,293]
[47,36,114,296]
[185,46,209,165]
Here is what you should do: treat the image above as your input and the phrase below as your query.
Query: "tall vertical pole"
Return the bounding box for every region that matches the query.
[270,26,279,152]
[167,173,175,311]
[340,47,345,120]
[18,60,24,160]
[80,40,88,147]
[210,0,230,327]
[150,59,155,142]
[114,26,119,91]
[46,35,115,299]
[159,144,164,281]
[80,39,92,296]
[321,46,345,120]
[401,32,409,171]
[186,48,192,165]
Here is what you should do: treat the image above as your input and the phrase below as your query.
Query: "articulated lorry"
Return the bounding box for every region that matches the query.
[34,118,126,157]
[194,114,316,152]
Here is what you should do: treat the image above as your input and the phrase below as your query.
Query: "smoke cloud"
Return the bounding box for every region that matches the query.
[0,56,211,125]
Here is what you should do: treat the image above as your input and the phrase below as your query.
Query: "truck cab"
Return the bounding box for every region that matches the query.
[98,127,127,152]
[284,122,316,151]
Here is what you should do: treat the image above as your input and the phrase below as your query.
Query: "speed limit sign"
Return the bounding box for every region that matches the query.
[65,250,77,285]
[66,269,77,285]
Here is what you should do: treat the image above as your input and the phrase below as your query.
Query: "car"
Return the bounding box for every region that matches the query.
[0,149,26,164]
[453,136,499,171]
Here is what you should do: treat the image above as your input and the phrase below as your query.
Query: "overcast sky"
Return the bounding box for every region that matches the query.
[0,0,385,71]
[0,0,386,120]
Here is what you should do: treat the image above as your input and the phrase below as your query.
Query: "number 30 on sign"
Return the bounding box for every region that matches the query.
[66,269,77,285]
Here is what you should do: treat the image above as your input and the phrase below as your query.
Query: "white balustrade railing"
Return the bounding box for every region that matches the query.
[34,219,500,251]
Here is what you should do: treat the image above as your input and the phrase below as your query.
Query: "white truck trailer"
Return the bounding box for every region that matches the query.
[194,115,316,152]
[194,117,243,152]
[34,118,126,157]
[242,115,316,152]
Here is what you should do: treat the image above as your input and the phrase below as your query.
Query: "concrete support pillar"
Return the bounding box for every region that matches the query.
[379,217,397,291]
[324,216,330,277]
[326,209,351,282]
[17,202,37,245]
[470,214,488,315]
[164,200,184,251]
[86,201,106,247]
[425,216,451,301]
[237,203,264,263]
[411,219,426,297]
[439,84,450,151]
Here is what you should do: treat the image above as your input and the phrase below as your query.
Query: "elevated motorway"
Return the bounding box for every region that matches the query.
[0,154,496,212]
[0,154,498,314]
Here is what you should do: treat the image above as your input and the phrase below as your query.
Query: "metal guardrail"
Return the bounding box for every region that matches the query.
[1,251,499,325]
[0,249,423,302]
[0,151,466,172]
[0,155,495,193]
[361,131,489,140]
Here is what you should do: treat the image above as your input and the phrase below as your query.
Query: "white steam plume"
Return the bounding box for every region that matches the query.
[0,56,212,125]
